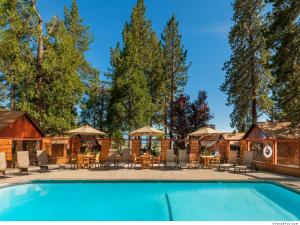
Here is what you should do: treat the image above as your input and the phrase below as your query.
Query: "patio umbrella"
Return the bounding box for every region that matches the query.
[188,127,222,137]
[129,126,165,137]
[66,125,106,136]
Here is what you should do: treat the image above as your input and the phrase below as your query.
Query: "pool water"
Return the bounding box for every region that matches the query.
[0,181,299,221]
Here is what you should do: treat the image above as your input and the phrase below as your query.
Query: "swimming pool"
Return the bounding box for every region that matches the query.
[0,181,299,221]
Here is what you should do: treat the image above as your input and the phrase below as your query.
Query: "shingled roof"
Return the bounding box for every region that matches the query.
[0,110,44,136]
[222,132,245,141]
[244,122,300,139]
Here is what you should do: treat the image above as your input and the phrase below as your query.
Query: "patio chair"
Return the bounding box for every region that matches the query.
[219,150,238,171]
[151,153,161,168]
[165,150,176,168]
[234,151,255,173]
[132,153,142,168]
[70,153,78,169]
[16,151,30,175]
[178,150,188,168]
[94,152,101,167]
[0,152,7,176]
[115,148,130,168]
[76,154,88,169]
[189,153,199,168]
[37,150,49,172]
[209,154,221,168]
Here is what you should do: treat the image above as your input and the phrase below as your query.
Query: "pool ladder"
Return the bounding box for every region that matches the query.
[164,193,173,221]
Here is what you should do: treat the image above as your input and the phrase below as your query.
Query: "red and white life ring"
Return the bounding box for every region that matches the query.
[263,145,272,158]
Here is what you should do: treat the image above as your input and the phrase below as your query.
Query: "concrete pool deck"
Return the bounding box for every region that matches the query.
[1,166,300,192]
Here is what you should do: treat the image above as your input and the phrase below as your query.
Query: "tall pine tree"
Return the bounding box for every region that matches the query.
[221,0,272,131]
[107,0,154,134]
[161,15,190,138]
[267,0,300,124]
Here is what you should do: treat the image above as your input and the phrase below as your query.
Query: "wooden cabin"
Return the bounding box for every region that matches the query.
[242,122,300,177]
[0,111,51,166]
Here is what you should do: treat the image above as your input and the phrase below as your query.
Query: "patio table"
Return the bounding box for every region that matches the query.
[199,155,215,169]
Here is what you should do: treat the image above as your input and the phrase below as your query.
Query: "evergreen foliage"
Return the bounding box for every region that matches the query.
[221,0,272,131]
[267,0,300,124]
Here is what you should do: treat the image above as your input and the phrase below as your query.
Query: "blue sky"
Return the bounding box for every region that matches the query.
[38,0,234,131]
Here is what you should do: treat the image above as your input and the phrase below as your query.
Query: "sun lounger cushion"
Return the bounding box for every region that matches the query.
[17,151,30,168]
[0,152,7,170]
[37,150,48,166]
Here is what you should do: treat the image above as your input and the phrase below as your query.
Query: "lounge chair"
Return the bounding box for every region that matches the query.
[189,153,199,168]
[234,151,256,173]
[178,150,188,168]
[115,148,130,168]
[102,149,117,168]
[0,152,7,176]
[16,151,30,175]
[37,150,49,172]
[219,150,238,171]
[165,150,176,168]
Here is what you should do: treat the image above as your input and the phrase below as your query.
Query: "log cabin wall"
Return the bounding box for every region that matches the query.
[0,139,12,161]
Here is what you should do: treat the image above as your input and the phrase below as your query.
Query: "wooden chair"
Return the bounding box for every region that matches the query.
[76,154,88,169]
[132,153,142,168]
[151,154,161,168]
[209,154,221,168]
[70,153,78,169]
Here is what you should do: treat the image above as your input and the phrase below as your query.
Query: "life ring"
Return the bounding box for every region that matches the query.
[263,145,272,158]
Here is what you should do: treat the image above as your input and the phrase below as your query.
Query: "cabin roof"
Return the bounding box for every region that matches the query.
[0,110,44,136]
[244,122,300,139]
[222,132,245,141]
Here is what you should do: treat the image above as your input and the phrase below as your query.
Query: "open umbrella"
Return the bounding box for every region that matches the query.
[66,125,106,136]
[129,126,165,137]
[188,127,222,137]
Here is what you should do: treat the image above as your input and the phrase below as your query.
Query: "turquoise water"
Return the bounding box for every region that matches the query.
[0,181,299,221]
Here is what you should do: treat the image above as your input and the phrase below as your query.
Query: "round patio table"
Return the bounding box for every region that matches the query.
[199,155,215,169]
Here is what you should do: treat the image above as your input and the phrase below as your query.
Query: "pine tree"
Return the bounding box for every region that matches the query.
[146,32,165,126]
[221,0,272,131]
[64,0,99,86]
[267,0,300,124]
[0,0,97,134]
[107,0,153,133]
[0,0,33,110]
[80,80,109,131]
[161,15,190,138]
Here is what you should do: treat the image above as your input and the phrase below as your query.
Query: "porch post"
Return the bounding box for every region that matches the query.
[273,140,277,165]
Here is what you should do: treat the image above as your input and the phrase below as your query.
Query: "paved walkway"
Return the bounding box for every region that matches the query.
[1,166,300,192]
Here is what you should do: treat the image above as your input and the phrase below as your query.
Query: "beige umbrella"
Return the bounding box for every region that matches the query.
[66,125,106,136]
[129,126,165,137]
[188,127,222,137]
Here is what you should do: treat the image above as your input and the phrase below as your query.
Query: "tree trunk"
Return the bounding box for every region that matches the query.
[32,0,44,96]
[170,75,174,139]
[10,83,14,111]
